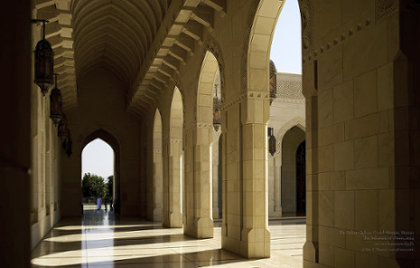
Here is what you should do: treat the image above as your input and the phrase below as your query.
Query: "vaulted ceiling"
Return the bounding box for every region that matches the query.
[34,0,225,115]
[72,0,168,88]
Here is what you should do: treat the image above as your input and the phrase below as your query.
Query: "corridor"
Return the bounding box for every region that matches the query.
[31,208,305,267]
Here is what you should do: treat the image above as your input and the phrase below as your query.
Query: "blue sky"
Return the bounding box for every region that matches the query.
[82,138,114,179]
[81,0,301,179]
[271,0,301,74]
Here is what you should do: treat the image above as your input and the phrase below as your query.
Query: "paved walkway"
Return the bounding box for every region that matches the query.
[31,209,305,267]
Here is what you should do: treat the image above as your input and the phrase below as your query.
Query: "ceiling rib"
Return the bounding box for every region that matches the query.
[127,0,226,117]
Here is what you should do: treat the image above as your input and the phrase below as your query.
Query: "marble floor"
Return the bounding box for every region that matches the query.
[31,208,306,268]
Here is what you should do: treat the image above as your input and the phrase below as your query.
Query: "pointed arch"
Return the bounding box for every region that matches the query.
[196,50,223,223]
[281,126,305,216]
[163,86,184,227]
[196,51,221,125]
[246,0,285,95]
[82,129,119,153]
[81,129,120,214]
[170,87,184,141]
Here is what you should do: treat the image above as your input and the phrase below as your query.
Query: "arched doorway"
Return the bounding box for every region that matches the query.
[296,141,306,216]
[281,126,305,216]
[82,129,120,214]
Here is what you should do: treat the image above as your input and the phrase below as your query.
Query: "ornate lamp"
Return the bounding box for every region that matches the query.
[268,127,276,156]
[213,84,222,131]
[63,134,72,157]
[57,114,71,156]
[57,114,69,139]
[269,60,277,105]
[50,74,63,126]
[33,19,54,96]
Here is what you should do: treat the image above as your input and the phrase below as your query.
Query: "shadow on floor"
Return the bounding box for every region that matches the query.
[33,248,245,267]
[32,210,305,267]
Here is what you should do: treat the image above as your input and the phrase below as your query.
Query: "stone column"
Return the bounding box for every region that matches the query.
[184,124,214,238]
[162,139,170,227]
[166,138,183,227]
[273,154,282,215]
[222,92,271,258]
[212,130,221,219]
[152,156,163,221]
[0,1,31,266]
[267,154,275,217]
[152,113,163,222]
[302,95,319,264]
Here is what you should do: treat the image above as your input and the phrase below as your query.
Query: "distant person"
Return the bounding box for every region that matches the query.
[96,197,102,211]
[104,197,108,211]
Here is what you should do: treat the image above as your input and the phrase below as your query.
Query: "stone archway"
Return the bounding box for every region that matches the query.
[223,0,288,258]
[184,51,221,239]
[82,129,121,214]
[162,87,183,228]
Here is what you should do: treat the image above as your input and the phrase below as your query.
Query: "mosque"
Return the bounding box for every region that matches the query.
[0,0,419,267]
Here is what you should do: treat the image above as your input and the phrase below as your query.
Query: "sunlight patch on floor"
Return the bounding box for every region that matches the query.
[32,210,305,267]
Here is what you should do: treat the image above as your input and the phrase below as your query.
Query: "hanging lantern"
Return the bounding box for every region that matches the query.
[50,74,63,126]
[213,84,222,131]
[61,130,72,157]
[64,134,73,157]
[268,127,276,156]
[58,114,69,139]
[269,60,277,105]
[33,19,54,96]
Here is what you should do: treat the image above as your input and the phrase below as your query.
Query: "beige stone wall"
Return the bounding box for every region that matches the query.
[300,0,417,266]
[60,69,141,217]
[30,23,62,250]
[30,88,62,249]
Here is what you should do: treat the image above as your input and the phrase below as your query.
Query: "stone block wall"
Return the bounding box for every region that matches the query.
[30,23,62,250]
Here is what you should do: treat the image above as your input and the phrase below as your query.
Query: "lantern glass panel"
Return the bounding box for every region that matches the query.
[34,39,54,95]
[50,87,63,126]
[213,95,222,131]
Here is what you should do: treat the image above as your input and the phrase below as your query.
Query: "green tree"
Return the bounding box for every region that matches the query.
[82,173,105,198]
